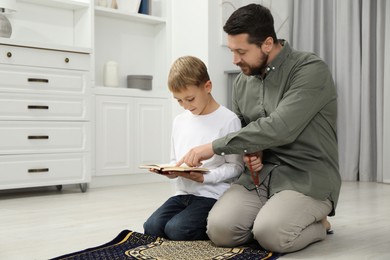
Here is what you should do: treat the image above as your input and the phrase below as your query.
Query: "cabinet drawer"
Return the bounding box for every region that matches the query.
[0,153,90,190]
[0,44,90,71]
[0,93,89,121]
[0,121,90,155]
[0,64,88,94]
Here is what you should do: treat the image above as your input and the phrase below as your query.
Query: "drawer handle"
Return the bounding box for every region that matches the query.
[28,78,49,83]
[65,57,70,63]
[28,168,49,173]
[7,52,12,58]
[28,105,49,110]
[28,135,49,140]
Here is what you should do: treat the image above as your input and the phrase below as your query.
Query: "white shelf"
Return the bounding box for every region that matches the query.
[0,38,92,54]
[17,0,89,10]
[95,6,165,25]
[93,86,170,99]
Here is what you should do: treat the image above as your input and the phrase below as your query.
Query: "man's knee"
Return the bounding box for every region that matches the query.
[253,218,288,252]
[207,217,236,246]
[207,210,252,247]
[253,217,304,253]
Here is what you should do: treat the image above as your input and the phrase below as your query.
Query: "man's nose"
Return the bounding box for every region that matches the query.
[233,53,241,65]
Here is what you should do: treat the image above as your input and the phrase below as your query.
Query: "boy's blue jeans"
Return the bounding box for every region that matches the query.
[143,194,217,240]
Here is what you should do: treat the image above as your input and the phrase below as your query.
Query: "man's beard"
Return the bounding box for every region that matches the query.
[238,54,269,76]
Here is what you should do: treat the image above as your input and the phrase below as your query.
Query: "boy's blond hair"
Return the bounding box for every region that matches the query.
[168,56,210,92]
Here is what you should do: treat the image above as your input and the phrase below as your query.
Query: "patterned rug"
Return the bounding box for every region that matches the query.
[50,230,279,260]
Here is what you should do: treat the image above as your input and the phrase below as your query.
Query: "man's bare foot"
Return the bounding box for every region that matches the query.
[321,217,331,231]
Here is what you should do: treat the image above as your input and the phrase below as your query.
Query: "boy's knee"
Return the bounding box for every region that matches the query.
[144,217,165,237]
[143,219,152,233]
[165,220,207,240]
[164,223,185,240]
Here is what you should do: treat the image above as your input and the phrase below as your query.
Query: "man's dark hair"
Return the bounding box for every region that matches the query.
[223,4,278,46]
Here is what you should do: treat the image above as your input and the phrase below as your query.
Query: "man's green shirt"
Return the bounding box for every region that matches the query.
[213,41,341,215]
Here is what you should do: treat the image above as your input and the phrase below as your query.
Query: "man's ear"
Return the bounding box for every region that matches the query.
[262,36,274,53]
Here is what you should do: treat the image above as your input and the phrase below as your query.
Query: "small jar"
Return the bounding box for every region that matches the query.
[97,0,108,7]
[104,61,119,87]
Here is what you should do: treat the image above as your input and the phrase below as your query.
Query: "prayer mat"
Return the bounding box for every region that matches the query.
[50,230,279,260]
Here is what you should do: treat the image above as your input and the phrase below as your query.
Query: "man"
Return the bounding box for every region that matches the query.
[177,4,341,253]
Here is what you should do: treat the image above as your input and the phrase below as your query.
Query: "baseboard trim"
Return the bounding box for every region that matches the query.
[89,173,171,188]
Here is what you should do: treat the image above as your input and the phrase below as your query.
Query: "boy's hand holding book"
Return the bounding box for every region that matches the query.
[173,171,205,183]
[140,164,207,183]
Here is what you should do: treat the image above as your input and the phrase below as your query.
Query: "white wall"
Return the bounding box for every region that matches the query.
[208,0,239,109]
[169,0,209,116]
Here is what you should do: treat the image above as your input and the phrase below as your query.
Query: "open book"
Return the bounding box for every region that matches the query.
[139,164,209,174]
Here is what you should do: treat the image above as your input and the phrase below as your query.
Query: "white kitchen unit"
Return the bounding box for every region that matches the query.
[0,0,172,190]
[95,89,170,176]
[0,44,91,192]
[0,0,92,192]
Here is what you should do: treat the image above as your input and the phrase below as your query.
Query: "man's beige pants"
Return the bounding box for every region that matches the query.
[206,183,332,253]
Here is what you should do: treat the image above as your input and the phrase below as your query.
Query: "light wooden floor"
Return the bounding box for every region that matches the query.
[1,181,389,260]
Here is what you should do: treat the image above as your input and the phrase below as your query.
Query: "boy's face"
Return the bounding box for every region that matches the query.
[173,81,212,115]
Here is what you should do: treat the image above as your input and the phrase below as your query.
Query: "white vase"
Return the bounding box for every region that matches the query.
[97,0,108,7]
[104,61,119,87]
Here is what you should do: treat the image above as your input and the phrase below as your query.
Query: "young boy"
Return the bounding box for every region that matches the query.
[143,56,244,240]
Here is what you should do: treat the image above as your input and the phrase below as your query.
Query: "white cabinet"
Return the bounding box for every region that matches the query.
[0,0,92,191]
[93,1,172,178]
[95,93,170,176]
[0,44,91,192]
[0,0,173,188]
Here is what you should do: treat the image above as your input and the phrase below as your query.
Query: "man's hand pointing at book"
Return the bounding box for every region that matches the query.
[176,143,215,167]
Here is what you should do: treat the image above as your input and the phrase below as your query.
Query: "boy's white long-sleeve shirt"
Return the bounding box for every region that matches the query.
[170,106,244,200]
